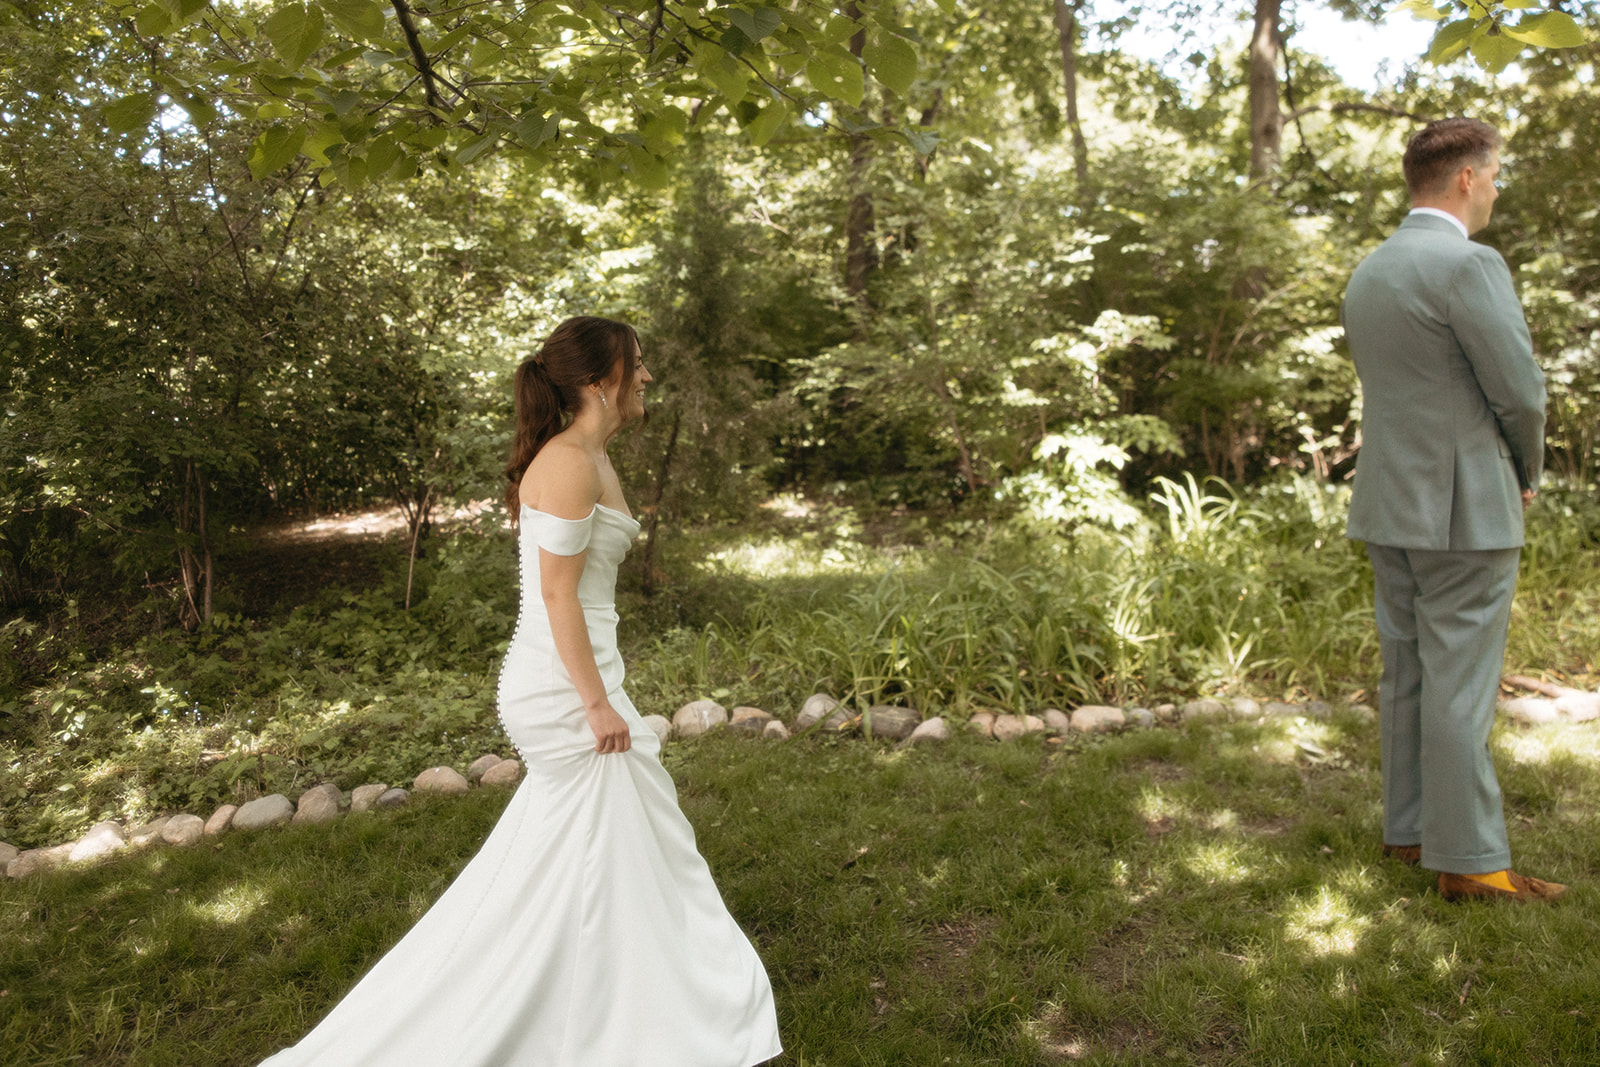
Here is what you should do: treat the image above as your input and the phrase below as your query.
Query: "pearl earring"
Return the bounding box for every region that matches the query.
[598,387,607,408]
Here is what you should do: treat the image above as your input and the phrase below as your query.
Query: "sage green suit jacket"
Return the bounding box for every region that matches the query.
[1342,213,1545,550]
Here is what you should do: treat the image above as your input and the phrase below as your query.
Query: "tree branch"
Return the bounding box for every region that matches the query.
[391,0,450,114]
[1283,101,1434,124]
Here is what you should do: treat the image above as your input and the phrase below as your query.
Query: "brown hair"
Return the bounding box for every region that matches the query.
[503,315,640,517]
[1403,117,1502,198]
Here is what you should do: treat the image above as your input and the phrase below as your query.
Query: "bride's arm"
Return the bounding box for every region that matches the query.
[524,447,632,754]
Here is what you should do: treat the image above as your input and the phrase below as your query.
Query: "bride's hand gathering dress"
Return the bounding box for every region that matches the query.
[260,503,782,1066]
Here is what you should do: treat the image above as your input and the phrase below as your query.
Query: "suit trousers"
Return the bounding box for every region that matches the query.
[1367,544,1519,874]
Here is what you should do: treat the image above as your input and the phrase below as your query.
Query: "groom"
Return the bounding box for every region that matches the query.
[1341,117,1564,902]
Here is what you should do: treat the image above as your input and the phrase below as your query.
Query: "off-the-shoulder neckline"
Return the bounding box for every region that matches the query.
[520,501,639,526]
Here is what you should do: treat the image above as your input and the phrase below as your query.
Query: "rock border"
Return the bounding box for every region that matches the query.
[12,678,1588,880]
[3,750,526,881]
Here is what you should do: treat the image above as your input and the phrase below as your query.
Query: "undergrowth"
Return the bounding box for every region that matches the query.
[3,478,1597,851]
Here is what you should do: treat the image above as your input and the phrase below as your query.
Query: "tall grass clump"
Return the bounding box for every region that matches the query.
[1510,485,1600,673]
[627,474,1381,717]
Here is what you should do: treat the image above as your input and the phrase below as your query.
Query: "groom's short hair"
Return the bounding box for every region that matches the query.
[1404,117,1502,197]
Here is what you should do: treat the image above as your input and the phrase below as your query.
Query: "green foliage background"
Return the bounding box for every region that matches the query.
[3,0,1599,849]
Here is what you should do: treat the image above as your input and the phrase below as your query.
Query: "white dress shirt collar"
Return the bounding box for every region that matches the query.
[1408,207,1469,239]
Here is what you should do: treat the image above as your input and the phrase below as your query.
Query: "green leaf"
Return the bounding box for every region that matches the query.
[323,44,366,67]
[1470,29,1524,71]
[864,32,917,98]
[324,88,362,118]
[702,49,752,105]
[719,24,752,57]
[903,125,940,156]
[412,125,449,149]
[1426,17,1481,63]
[639,106,688,152]
[322,0,385,40]
[512,110,560,148]
[155,0,208,25]
[1499,0,1542,8]
[256,101,295,119]
[470,38,503,68]
[103,92,158,136]
[745,100,789,147]
[328,153,368,188]
[623,144,669,190]
[1392,0,1448,21]
[247,124,307,180]
[1501,11,1586,48]
[302,121,344,165]
[133,3,174,35]
[728,6,782,43]
[363,133,401,177]
[455,132,500,164]
[265,2,326,69]
[807,49,864,110]
[433,25,471,54]
[821,14,859,46]
[934,0,956,12]
[176,92,218,128]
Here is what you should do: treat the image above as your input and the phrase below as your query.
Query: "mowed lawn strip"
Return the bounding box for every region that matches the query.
[4,717,1599,1065]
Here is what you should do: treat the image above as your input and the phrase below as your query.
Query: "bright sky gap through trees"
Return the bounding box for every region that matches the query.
[1121,4,1435,87]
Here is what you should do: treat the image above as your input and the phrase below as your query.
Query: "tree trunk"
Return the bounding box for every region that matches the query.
[1248,0,1284,179]
[930,372,978,493]
[404,483,432,610]
[640,409,682,598]
[843,4,877,313]
[1053,0,1091,192]
[196,467,212,625]
[174,461,213,629]
[177,465,200,630]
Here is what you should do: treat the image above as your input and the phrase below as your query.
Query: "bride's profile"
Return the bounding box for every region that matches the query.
[260,316,782,1066]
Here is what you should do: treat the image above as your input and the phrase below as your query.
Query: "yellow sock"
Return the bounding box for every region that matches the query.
[1462,869,1516,892]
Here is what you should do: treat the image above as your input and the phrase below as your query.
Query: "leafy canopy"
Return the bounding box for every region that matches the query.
[104,0,942,188]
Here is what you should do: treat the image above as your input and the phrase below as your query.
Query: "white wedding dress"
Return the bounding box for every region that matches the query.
[260,503,781,1066]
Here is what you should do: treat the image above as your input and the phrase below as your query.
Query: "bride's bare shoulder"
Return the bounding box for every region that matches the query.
[520,438,600,520]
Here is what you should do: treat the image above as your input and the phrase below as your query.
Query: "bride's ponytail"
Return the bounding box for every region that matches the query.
[503,316,641,521]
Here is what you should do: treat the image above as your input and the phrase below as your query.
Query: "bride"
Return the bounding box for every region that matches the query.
[260,316,782,1066]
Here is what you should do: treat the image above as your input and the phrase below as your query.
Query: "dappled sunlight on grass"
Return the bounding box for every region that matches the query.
[117,928,163,961]
[1134,786,1188,827]
[1498,723,1600,768]
[186,882,269,927]
[1326,967,1359,999]
[918,857,953,890]
[1108,857,1132,891]
[1248,736,1298,764]
[1181,842,1254,885]
[872,747,910,768]
[1328,866,1383,898]
[1284,886,1369,957]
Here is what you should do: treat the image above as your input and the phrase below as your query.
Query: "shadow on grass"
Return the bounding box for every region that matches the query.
[5,716,1600,1066]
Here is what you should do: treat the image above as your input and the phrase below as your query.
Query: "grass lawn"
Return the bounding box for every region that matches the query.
[5,713,1599,1065]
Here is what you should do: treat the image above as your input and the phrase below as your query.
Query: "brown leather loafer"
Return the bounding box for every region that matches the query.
[1382,843,1422,866]
[1438,870,1569,903]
